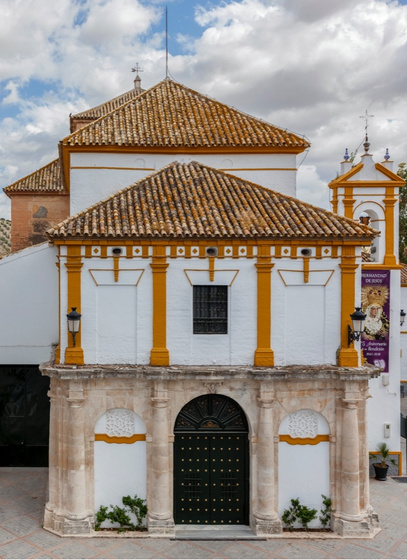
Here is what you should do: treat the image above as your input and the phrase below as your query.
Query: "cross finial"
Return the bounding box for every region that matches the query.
[359,109,374,134]
[359,110,374,153]
[131,63,143,74]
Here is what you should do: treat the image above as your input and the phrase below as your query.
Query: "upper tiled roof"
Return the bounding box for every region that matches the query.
[71,88,143,121]
[61,79,310,150]
[3,159,66,195]
[47,161,375,241]
[401,264,407,284]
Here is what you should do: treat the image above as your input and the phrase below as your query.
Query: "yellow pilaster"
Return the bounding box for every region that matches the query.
[338,246,359,367]
[150,247,170,366]
[343,186,355,220]
[64,245,84,365]
[254,247,275,367]
[383,187,397,266]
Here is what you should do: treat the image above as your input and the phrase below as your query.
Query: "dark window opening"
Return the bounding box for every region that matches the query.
[193,285,228,334]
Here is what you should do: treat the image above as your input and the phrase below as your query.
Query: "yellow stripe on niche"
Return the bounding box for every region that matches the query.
[279,434,329,445]
[95,434,146,444]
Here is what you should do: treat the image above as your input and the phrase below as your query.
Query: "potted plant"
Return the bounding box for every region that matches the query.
[371,442,396,481]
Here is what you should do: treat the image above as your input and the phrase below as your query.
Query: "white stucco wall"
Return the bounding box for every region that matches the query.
[0,243,58,364]
[69,152,298,215]
[58,248,344,367]
[272,255,341,366]
[94,409,147,527]
[278,411,330,529]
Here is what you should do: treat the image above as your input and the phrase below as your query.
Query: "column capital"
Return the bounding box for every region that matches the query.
[342,398,361,409]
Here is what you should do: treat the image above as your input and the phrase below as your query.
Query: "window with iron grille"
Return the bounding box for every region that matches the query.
[193,285,228,334]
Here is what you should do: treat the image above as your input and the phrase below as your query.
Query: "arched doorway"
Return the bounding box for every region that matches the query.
[174,394,249,525]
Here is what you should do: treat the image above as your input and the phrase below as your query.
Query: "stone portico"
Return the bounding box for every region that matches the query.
[41,363,379,538]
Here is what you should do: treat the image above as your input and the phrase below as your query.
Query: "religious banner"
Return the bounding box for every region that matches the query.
[361,270,390,372]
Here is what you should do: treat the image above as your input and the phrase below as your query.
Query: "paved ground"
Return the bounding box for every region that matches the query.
[1,465,407,559]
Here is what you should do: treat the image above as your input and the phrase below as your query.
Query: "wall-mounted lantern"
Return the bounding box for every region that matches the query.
[401,309,406,327]
[67,307,81,347]
[348,307,366,346]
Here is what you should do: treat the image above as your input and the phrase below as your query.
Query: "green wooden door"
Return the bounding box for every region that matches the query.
[174,394,249,525]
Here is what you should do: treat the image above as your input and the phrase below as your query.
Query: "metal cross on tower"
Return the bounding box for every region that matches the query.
[359,109,374,134]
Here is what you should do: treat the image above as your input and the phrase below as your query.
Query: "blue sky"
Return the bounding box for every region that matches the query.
[1,0,407,219]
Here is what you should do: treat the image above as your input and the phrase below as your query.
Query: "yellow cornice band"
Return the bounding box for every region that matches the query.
[279,434,329,445]
[95,434,146,444]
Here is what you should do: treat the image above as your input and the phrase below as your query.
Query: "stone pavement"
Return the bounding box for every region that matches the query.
[1,467,407,559]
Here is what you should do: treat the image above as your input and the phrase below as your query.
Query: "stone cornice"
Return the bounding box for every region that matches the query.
[40,362,380,382]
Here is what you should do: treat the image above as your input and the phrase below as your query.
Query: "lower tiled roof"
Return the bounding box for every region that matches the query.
[401,264,407,284]
[47,161,376,241]
[3,159,66,194]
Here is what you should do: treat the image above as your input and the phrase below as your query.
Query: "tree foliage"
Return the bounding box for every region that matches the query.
[399,163,407,263]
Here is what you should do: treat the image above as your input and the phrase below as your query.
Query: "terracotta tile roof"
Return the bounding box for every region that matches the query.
[71,88,143,121]
[401,264,407,284]
[61,79,310,150]
[3,159,66,195]
[47,161,376,241]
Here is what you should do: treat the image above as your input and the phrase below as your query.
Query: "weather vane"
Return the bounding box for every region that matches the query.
[131,63,143,74]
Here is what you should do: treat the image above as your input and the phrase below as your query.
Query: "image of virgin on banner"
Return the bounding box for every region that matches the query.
[361,270,390,372]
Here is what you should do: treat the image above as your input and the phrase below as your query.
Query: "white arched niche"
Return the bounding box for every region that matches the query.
[94,409,147,523]
[278,409,330,529]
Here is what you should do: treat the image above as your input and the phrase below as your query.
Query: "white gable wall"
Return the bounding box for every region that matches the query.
[0,243,58,363]
[69,152,298,215]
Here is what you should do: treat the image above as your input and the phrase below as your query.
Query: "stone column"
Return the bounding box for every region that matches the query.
[148,383,175,535]
[253,390,281,535]
[43,384,58,531]
[334,398,370,536]
[62,386,93,534]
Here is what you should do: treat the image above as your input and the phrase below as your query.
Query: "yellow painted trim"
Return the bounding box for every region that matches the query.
[71,166,154,171]
[369,450,402,476]
[218,167,297,172]
[277,269,335,287]
[254,251,275,366]
[113,256,119,282]
[338,247,359,367]
[279,434,329,445]
[383,187,398,266]
[150,247,169,366]
[303,257,310,283]
[362,264,403,271]
[64,245,84,365]
[343,186,355,219]
[209,257,215,282]
[89,268,145,286]
[95,434,146,444]
[184,269,239,286]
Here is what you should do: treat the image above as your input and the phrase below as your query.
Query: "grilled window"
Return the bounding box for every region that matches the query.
[193,286,228,334]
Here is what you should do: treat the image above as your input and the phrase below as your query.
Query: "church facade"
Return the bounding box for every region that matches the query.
[1,77,402,538]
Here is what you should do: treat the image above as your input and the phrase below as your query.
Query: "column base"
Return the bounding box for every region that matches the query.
[65,347,84,365]
[150,348,170,366]
[44,503,94,535]
[254,348,275,367]
[147,514,175,537]
[338,347,359,367]
[332,514,374,537]
[253,514,282,536]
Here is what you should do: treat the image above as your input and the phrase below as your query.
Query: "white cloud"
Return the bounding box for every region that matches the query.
[1,0,407,222]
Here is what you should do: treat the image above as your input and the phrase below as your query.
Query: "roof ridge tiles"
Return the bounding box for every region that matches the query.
[47,161,377,242]
[60,79,310,150]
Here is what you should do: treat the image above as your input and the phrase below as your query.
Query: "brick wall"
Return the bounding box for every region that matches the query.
[10,193,70,252]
